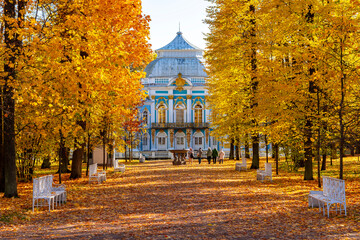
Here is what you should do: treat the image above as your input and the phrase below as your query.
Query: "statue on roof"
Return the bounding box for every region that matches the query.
[175,73,186,91]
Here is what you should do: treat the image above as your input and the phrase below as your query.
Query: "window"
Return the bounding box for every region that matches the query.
[143,135,148,146]
[195,137,202,145]
[158,137,166,145]
[191,78,205,83]
[212,137,217,146]
[176,137,184,145]
[175,104,185,123]
[194,105,203,123]
[155,78,169,84]
[176,109,184,123]
[143,111,148,125]
[158,105,166,123]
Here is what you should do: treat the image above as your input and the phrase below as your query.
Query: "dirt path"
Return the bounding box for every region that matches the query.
[0,160,359,239]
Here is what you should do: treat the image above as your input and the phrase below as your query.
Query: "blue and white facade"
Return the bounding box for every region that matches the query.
[137,32,218,156]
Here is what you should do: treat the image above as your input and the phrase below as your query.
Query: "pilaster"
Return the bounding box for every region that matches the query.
[187,94,192,123]
[169,95,174,123]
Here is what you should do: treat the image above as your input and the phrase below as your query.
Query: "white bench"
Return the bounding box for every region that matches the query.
[139,154,145,163]
[235,156,247,171]
[114,159,125,173]
[46,175,66,206]
[89,163,106,183]
[308,176,346,217]
[32,175,66,212]
[256,162,272,182]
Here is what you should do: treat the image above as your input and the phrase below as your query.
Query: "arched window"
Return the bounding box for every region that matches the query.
[143,135,148,146]
[158,105,166,123]
[194,104,203,123]
[175,131,186,149]
[175,103,185,123]
[143,110,148,125]
[157,131,167,150]
[142,133,150,151]
[193,131,204,149]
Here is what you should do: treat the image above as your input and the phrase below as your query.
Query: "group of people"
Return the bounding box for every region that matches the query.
[187,147,225,165]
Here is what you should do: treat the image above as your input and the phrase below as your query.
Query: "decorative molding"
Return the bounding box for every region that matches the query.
[151,95,155,100]
[151,129,155,145]
[169,129,174,148]
[186,129,191,148]
[186,95,192,99]
[168,95,174,100]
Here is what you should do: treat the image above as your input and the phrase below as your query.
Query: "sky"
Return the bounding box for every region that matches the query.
[142,0,211,51]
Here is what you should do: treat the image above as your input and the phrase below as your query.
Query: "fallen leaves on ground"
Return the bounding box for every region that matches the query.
[0,158,359,239]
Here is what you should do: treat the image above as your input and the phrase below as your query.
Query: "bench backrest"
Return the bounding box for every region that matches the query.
[33,176,51,197]
[114,159,119,168]
[242,155,246,165]
[265,163,272,175]
[323,176,345,202]
[89,163,98,176]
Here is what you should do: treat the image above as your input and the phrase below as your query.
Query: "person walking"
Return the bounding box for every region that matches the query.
[188,148,194,165]
[212,148,218,164]
[207,147,212,164]
[197,148,203,164]
[219,148,225,164]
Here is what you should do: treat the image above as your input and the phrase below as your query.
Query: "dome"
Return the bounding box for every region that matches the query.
[145,32,207,78]
[157,32,201,50]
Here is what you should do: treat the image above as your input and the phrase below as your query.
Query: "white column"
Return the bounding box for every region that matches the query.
[151,100,155,123]
[169,97,174,123]
[149,99,156,151]
[205,109,210,123]
[187,99,192,123]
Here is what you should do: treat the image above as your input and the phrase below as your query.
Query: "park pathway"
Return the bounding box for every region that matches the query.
[0,160,359,239]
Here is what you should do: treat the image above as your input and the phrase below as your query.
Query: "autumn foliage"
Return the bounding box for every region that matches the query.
[0,0,152,196]
[205,0,360,180]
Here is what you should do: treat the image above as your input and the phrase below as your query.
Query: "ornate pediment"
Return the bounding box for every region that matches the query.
[175,73,186,91]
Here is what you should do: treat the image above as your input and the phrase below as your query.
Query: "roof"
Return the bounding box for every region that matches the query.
[144,58,207,78]
[157,32,201,51]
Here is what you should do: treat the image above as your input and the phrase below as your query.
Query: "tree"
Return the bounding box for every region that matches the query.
[0,0,152,192]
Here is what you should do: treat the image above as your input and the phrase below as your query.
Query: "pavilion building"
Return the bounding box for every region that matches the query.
[135,31,219,159]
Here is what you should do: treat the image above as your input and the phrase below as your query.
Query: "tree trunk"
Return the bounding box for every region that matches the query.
[249,3,259,170]
[3,0,18,198]
[235,143,240,160]
[70,146,83,179]
[109,144,114,167]
[41,157,51,169]
[330,142,336,165]
[321,154,326,171]
[250,133,259,169]
[130,134,133,162]
[245,138,250,159]
[356,142,360,155]
[229,139,234,160]
[103,139,106,170]
[71,119,86,179]
[350,145,355,156]
[265,135,268,163]
[0,87,4,192]
[338,72,346,179]
[275,143,279,175]
[304,118,314,180]
[58,145,70,173]
[86,133,91,176]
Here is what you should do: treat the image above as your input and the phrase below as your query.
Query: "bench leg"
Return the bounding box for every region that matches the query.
[344,203,347,216]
